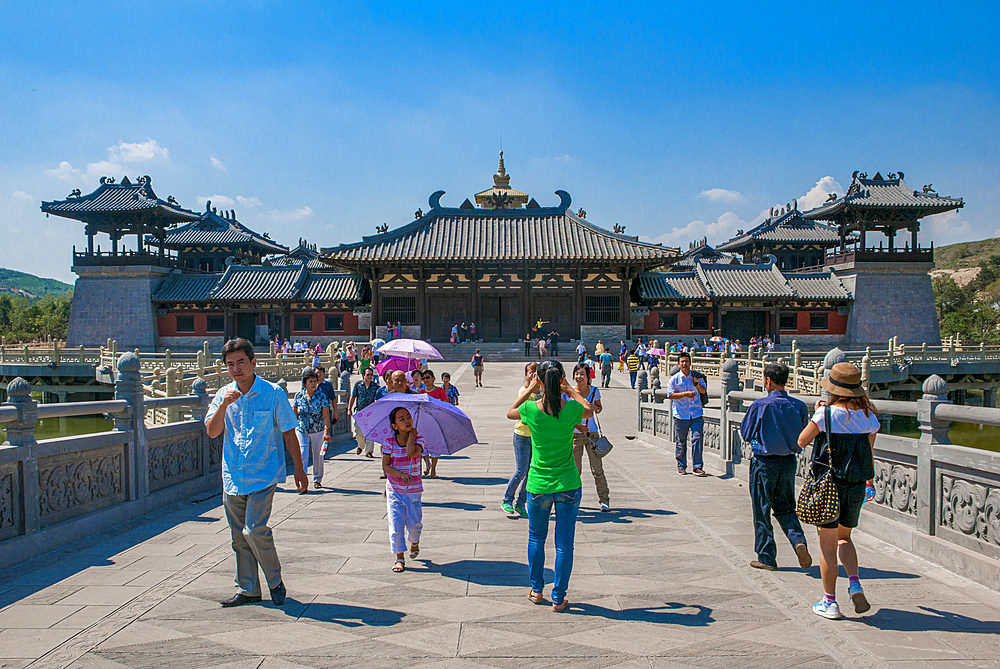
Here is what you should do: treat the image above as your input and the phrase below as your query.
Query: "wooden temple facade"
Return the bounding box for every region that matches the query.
[320,154,679,342]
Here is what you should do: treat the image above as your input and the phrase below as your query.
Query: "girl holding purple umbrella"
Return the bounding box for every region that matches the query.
[382,406,425,572]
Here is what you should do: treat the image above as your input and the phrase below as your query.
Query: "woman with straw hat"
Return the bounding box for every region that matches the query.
[797,362,878,620]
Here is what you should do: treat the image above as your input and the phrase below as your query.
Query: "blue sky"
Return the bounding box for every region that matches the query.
[1,1,998,284]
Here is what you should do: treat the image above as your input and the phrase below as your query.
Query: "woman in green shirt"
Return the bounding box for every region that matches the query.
[507,359,594,612]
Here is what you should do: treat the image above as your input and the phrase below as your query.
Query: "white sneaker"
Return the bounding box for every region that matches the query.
[813,599,843,620]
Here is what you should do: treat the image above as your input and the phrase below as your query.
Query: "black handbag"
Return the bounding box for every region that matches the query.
[796,406,840,526]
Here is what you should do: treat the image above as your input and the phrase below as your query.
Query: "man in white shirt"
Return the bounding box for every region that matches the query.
[664,351,707,475]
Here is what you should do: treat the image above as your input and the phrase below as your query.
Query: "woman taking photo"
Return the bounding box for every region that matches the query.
[570,362,610,512]
[507,360,594,612]
[797,362,878,619]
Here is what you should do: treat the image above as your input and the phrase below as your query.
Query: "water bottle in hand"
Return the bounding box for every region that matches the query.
[864,485,876,503]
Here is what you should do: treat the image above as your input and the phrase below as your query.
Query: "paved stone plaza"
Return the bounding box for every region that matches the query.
[1,362,999,668]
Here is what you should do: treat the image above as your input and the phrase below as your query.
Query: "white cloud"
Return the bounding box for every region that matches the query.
[267,206,314,222]
[196,194,236,208]
[797,176,843,211]
[12,191,33,202]
[108,139,169,163]
[45,139,169,187]
[210,155,226,170]
[553,154,571,163]
[46,161,79,182]
[699,188,746,204]
[236,195,262,208]
[925,210,973,244]
[644,211,746,248]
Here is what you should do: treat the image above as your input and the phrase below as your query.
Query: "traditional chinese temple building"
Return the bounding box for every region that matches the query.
[320,153,679,342]
[43,164,964,351]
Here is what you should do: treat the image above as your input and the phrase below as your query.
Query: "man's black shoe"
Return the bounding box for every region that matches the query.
[220,593,261,607]
[270,581,287,606]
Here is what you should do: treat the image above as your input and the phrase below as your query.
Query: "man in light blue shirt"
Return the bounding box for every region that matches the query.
[664,351,707,475]
[206,338,307,608]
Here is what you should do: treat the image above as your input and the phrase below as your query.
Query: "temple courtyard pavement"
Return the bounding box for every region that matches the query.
[1,362,999,668]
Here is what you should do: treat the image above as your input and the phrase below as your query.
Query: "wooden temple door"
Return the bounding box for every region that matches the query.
[427,296,466,342]
[533,296,574,340]
[479,296,521,341]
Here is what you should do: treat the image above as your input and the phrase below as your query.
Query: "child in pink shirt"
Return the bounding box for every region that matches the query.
[382,406,424,572]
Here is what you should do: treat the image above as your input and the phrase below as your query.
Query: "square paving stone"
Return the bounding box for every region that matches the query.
[59,586,148,607]
[0,604,82,628]
[0,627,80,659]
[405,596,530,622]
[205,621,359,655]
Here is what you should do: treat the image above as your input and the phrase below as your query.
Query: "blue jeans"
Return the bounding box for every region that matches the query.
[504,434,532,506]
[527,487,582,605]
[674,416,704,470]
[750,455,806,567]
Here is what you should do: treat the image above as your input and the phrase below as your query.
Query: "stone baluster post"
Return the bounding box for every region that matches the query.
[191,377,211,475]
[111,340,118,360]
[269,339,275,356]
[22,344,28,362]
[637,367,648,393]
[792,343,801,391]
[822,347,848,403]
[197,349,205,377]
[165,367,178,424]
[719,359,741,463]
[6,377,39,533]
[115,352,146,501]
[861,348,871,392]
[916,374,951,534]
[51,340,60,367]
[0,340,5,363]
[78,345,85,362]
[203,340,211,364]
[164,349,172,371]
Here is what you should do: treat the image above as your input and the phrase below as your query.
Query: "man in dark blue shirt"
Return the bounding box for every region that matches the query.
[739,363,812,571]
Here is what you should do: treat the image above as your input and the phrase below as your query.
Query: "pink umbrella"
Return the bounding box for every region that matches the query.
[354,394,478,457]
[647,348,667,356]
[377,338,443,360]
[376,356,418,376]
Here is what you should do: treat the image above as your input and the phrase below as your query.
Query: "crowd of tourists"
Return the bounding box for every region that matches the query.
[206,335,878,621]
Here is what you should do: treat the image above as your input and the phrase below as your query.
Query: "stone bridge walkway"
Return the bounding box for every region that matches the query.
[1,363,999,668]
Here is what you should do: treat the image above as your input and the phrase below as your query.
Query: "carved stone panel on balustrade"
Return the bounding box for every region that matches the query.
[209,433,223,470]
[147,424,204,492]
[653,409,669,437]
[869,453,918,525]
[703,418,721,453]
[0,463,20,541]
[640,407,653,434]
[939,470,1000,559]
[38,444,126,528]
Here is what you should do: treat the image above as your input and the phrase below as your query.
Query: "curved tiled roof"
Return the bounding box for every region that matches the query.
[637,260,850,302]
[267,256,328,270]
[804,172,964,220]
[299,274,368,302]
[717,208,840,252]
[152,273,221,302]
[159,210,288,254]
[323,197,677,264]
[41,177,199,223]
[210,265,307,301]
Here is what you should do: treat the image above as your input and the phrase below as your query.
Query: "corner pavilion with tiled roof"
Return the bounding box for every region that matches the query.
[153,202,288,272]
[322,154,679,342]
[715,201,842,269]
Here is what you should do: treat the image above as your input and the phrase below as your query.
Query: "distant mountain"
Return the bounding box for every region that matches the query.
[934,237,1000,271]
[0,268,73,299]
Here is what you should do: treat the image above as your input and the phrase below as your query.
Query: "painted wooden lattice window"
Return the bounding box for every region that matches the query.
[780,313,797,330]
[659,313,678,331]
[690,313,710,331]
[206,315,225,333]
[809,313,828,331]
[382,296,417,324]
[293,315,314,332]
[325,314,344,332]
[585,295,619,324]
[176,315,195,333]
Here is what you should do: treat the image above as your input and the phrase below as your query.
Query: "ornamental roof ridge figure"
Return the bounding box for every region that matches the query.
[474,151,529,209]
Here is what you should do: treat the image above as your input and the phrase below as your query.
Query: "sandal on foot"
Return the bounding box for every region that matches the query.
[528,590,545,604]
[552,600,569,613]
[392,560,405,573]
[409,545,420,559]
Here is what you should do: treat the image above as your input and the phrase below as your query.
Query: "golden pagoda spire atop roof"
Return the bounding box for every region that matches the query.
[494,151,510,187]
[475,151,528,209]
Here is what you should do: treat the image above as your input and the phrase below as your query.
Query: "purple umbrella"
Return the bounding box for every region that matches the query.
[647,348,667,357]
[353,393,478,456]
[375,356,418,376]
[377,338,443,360]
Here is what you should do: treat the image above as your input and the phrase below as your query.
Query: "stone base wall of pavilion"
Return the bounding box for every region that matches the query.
[67,265,171,349]
[837,261,940,347]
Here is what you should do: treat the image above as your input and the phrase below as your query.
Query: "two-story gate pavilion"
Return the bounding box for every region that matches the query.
[320,154,679,342]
